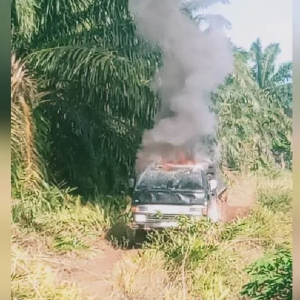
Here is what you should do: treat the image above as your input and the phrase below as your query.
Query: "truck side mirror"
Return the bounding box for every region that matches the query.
[128,178,135,189]
[209,179,217,191]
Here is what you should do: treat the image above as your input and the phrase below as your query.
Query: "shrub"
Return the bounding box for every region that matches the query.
[240,247,292,300]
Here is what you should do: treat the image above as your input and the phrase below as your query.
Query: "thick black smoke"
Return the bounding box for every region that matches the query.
[129,0,233,172]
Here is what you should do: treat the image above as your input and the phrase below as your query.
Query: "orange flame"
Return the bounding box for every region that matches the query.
[159,151,196,170]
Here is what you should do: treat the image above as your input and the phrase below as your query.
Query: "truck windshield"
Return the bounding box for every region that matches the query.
[135,169,204,191]
[134,190,206,205]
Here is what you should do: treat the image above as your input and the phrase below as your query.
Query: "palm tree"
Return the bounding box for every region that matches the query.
[181,0,231,28]
[11,0,162,195]
[250,38,292,117]
[213,47,291,171]
[11,53,47,194]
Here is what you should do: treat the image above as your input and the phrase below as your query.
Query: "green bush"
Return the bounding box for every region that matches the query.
[240,247,292,300]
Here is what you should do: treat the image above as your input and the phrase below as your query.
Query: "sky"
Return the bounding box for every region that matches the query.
[202,0,292,64]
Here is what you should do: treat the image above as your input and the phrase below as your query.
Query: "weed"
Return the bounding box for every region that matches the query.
[241,247,292,300]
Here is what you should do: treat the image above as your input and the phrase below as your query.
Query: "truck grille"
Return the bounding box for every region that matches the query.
[146,214,178,222]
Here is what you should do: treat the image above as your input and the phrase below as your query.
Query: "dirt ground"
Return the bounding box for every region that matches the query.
[60,242,136,299]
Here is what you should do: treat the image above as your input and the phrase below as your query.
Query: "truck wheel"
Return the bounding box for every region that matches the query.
[207,195,222,223]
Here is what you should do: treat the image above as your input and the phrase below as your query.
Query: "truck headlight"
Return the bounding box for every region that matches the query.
[134,214,147,222]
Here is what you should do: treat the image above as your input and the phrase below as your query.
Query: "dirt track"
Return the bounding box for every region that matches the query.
[61,242,136,299]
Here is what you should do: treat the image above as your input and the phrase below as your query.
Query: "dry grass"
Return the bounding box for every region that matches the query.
[11,243,88,300]
[226,173,257,207]
[12,186,132,255]
[105,250,183,300]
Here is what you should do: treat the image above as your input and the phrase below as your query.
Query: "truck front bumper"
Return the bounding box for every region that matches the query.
[132,220,179,230]
[132,214,203,230]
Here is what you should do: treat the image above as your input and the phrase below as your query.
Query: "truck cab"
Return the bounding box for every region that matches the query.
[129,162,223,230]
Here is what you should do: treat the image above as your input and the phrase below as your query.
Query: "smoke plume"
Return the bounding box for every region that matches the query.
[129,0,233,172]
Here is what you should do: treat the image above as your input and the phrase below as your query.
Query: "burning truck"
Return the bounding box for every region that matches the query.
[129,157,227,230]
[127,0,233,231]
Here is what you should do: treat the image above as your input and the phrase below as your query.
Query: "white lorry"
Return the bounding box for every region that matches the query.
[129,161,227,230]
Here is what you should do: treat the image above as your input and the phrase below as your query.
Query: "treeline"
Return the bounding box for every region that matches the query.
[11,0,292,196]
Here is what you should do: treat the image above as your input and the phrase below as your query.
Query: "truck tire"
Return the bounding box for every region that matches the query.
[129,229,137,248]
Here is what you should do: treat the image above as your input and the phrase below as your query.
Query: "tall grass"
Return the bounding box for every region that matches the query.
[11,243,88,300]
[12,186,131,253]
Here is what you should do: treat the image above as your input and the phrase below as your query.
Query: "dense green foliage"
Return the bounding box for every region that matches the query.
[240,248,292,300]
[12,0,161,195]
[214,47,291,171]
